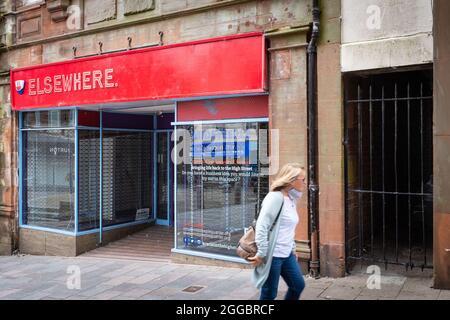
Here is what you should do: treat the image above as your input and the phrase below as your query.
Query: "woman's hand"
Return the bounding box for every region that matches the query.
[247,255,264,267]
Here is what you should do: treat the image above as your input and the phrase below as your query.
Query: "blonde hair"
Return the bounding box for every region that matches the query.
[270,163,306,192]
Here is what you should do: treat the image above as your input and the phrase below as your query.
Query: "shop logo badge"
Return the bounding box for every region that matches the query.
[15,80,25,95]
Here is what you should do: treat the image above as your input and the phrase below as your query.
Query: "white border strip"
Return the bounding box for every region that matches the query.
[171,248,249,265]
[171,117,269,126]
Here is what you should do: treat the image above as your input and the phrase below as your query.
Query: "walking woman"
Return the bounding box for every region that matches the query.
[247,163,306,300]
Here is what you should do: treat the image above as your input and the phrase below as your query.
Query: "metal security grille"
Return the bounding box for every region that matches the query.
[102,131,152,227]
[344,70,433,271]
[23,129,75,231]
[78,130,100,231]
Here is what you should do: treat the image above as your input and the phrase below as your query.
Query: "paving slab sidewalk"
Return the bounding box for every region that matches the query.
[0,255,446,301]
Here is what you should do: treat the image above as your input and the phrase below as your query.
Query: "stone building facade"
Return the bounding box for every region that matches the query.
[0,0,447,289]
[1,0,333,271]
[433,0,450,290]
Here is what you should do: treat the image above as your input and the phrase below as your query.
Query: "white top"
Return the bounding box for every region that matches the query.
[273,195,299,258]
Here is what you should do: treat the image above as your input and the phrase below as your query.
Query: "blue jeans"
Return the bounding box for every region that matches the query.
[260,253,305,300]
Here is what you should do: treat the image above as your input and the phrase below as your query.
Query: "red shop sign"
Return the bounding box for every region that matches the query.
[11,32,267,111]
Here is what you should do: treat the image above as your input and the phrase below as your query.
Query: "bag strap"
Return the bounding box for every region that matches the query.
[269,200,284,232]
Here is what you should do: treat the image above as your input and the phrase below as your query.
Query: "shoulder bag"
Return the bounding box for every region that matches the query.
[236,199,284,260]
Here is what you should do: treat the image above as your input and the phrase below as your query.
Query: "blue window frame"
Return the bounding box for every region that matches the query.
[19,109,156,238]
[20,110,76,233]
[173,120,269,258]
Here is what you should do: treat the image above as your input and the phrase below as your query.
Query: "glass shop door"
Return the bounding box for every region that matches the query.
[155,130,174,226]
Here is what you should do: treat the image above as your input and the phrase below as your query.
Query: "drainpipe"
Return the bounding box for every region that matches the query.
[307,0,320,278]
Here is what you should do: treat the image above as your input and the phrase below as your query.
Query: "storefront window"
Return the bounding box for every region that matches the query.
[23,129,75,231]
[175,122,269,257]
[21,110,154,234]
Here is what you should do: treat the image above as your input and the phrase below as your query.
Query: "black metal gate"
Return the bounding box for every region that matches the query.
[344,69,433,271]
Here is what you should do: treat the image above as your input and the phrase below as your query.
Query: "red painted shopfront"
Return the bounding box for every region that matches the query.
[11,32,267,110]
[12,32,272,262]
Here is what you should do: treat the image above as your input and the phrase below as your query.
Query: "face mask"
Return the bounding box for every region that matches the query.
[289,189,303,200]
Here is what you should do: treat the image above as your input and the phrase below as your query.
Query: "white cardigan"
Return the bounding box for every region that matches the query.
[252,191,290,289]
